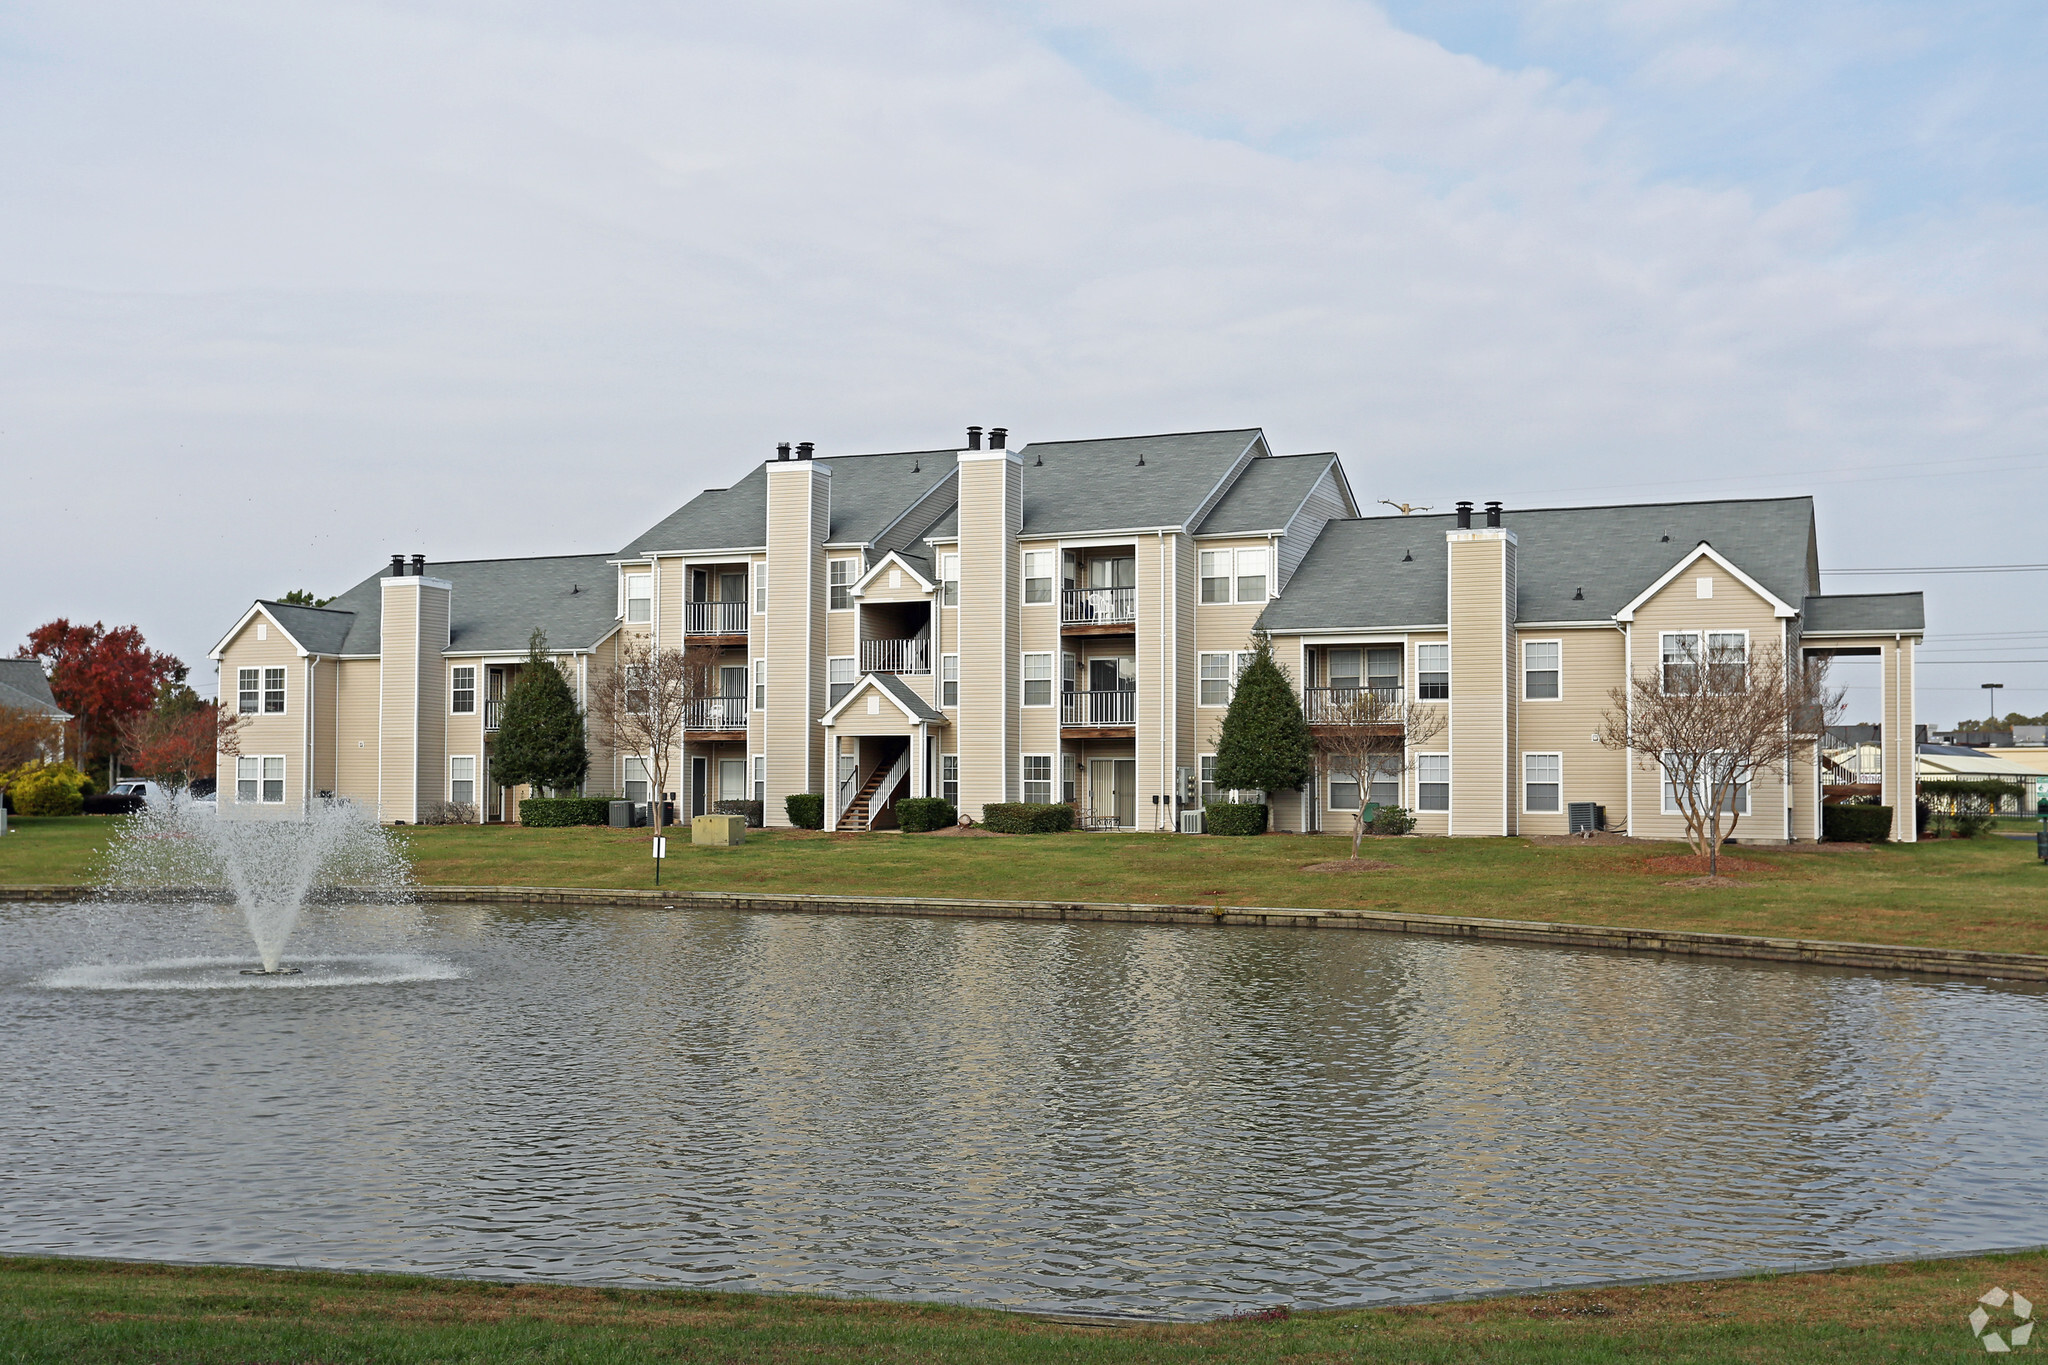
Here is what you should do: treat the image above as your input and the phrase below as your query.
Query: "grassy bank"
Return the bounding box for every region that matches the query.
[6,813,2045,954]
[4,1251,2041,1363]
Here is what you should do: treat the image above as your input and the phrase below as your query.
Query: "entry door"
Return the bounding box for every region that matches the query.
[691,756,708,817]
[1089,759,1138,827]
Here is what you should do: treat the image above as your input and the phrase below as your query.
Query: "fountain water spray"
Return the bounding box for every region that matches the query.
[100,795,413,973]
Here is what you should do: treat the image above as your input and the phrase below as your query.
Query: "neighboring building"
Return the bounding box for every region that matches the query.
[0,658,74,763]
[211,426,1927,840]
[1822,724,1884,786]
[1918,743,2042,812]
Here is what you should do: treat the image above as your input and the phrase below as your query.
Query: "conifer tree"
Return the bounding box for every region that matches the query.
[492,630,589,796]
[1212,631,1314,799]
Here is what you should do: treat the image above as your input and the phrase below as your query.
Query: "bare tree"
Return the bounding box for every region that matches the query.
[1599,640,1840,876]
[585,636,722,831]
[1316,688,1446,859]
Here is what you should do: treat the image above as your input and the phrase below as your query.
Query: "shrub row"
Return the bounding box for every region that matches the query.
[1822,803,1892,843]
[81,793,145,815]
[785,793,825,829]
[1203,801,1268,836]
[713,799,764,828]
[981,802,1074,834]
[895,797,956,832]
[518,797,612,828]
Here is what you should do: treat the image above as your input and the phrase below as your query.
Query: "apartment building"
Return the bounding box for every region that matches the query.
[210,426,1925,841]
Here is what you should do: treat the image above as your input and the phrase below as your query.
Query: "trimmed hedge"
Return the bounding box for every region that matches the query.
[981,802,1074,834]
[895,797,956,832]
[1204,801,1268,836]
[1822,804,1892,843]
[714,799,764,829]
[81,794,145,815]
[1370,804,1417,836]
[786,793,825,829]
[518,797,611,828]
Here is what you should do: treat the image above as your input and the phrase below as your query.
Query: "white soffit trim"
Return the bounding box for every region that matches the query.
[1613,542,1797,622]
[849,550,936,596]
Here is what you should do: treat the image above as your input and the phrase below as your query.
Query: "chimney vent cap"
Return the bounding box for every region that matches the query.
[989,426,1007,450]
[796,441,814,461]
[390,554,406,577]
[966,425,982,450]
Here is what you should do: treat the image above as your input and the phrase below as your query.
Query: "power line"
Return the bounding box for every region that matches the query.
[1824,563,2048,575]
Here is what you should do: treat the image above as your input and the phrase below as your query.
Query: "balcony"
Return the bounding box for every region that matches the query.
[685,696,750,733]
[860,638,930,675]
[484,699,503,732]
[1062,586,1135,629]
[1062,689,1136,728]
[1305,684,1403,725]
[686,601,748,636]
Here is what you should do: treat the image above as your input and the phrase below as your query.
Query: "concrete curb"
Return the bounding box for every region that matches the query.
[10,882,2045,981]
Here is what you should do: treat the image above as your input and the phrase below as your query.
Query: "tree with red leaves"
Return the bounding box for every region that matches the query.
[17,620,183,787]
[120,701,243,797]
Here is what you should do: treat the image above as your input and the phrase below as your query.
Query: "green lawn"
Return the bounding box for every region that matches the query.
[7,812,2046,954]
[4,1251,2040,1363]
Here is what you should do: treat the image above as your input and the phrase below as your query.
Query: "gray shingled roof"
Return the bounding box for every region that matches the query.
[1196,453,1341,535]
[1260,497,1819,632]
[622,465,769,557]
[622,449,957,557]
[258,601,355,655]
[1801,593,1924,634]
[924,429,1266,540]
[0,659,68,717]
[314,554,623,656]
[869,671,946,724]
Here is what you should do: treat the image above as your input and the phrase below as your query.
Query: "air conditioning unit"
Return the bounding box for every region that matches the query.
[1567,802,1606,834]
[1179,810,1206,834]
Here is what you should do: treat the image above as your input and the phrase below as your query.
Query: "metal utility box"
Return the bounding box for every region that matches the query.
[692,813,746,847]
[609,800,647,829]
[1568,802,1607,834]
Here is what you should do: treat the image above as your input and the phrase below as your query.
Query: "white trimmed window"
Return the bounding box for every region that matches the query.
[941,653,958,707]
[1023,653,1053,706]
[940,552,959,607]
[1023,550,1053,604]
[753,755,765,803]
[624,757,650,804]
[1063,753,1078,803]
[1199,550,1230,603]
[625,573,652,624]
[237,668,260,714]
[1524,753,1561,813]
[1235,548,1268,603]
[1368,755,1400,806]
[1707,632,1748,693]
[754,563,768,614]
[1022,754,1053,804]
[753,658,766,709]
[450,756,476,807]
[719,759,747,802]
[1523,641,1560,701]
[828,558,855,611]
[1198,651,1253,707]
[1661,751,1751,816]
[451,666,476,714]
[262,667,285,714]
[237,755,285,804]
[1417,754,1450,812]
[941,754,959,805]
[1661,632,1700,695]
[1329,771,1360,811]
[828,656,857,705]
[1199,755,1217,806]
[1416,643,1449,700]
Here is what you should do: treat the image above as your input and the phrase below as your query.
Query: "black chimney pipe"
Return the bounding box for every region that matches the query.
[1455,501,1473,530]
[966,425,982,450]
[989,427,1007,450]
[390,554,405,577]
[1485,500,1502,528]
[796,442,814,461]
[411,554,426,576]
[776,442,791,461]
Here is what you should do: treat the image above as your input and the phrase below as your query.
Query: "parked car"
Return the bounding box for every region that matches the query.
[110,780,172,803]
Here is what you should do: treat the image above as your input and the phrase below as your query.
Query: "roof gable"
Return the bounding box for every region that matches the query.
[1615,542,1798,622]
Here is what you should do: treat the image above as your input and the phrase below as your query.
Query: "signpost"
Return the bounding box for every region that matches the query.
[651,835,667,885]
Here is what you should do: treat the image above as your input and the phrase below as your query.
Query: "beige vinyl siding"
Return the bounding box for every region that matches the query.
[219,615,306,818]
[413,589,450,817]
[1276,464,1348,592]
[1132,532,1172,829]
[1447,531,1513,835]
[954,451,1020,812]
[377,585,419,823]
[1174,532,1198,822]
[308,657,337,798]
[1789,739,1821,841]
[657,555,686,647]
[763,462,830,823]
[444,660,487,809]
[1881,635,1916,840]
[1512,627,1625,835]
[333,658,380,804]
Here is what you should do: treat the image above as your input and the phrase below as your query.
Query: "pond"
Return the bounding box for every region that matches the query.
[4,899,2045,1316]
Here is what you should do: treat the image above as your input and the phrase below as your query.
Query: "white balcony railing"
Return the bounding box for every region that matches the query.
[860,638,930,675]
[685,696,750,731]
[686,601,748,635]
[1061,586,1136,625]
[1304,685,1403,724]
[484,699,504,732]
[1062,690,1136,726]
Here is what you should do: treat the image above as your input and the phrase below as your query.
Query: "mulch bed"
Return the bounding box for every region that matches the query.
[1664,875,1749,889]
[1301,859,1396,873]
[926,825,1003,838]
[1642,854,1775,876]
[1526,832,1640,847]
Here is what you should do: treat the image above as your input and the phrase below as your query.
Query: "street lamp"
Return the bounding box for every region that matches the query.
[1982,682,2004,729]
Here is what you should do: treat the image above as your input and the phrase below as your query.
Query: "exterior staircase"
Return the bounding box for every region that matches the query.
[837,764,897,831]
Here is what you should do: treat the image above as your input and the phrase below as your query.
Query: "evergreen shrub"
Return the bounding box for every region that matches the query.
[894,797,956,832]
[714,799,764,828]
[11,763,90,816]
[1212,631,1314,797]
[981,802,1074,834]
[1370,804,1417,836]
[786,793,825,829]
[518,797,611,827]
[492,630,591,795]
[1822,804,1892,842]
[1204,801,1268,836]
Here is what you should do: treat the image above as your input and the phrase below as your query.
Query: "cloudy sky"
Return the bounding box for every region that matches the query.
[4,0,2043,722]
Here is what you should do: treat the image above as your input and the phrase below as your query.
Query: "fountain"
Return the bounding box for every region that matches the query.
[98,794,414,975]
